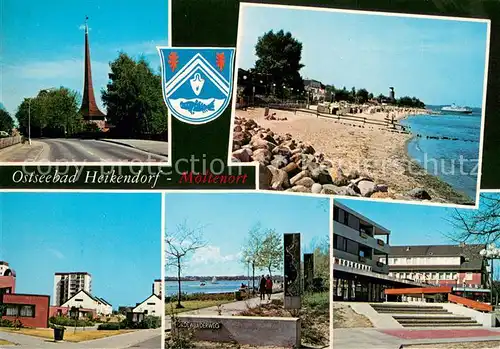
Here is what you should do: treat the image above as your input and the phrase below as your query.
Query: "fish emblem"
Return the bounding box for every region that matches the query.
[180,100,215,114]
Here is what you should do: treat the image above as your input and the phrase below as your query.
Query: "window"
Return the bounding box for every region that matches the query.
[4,304,35,317]
[438,273,444,280]
[333,207,340,222]
[144,310,148,315]
[393,258,398,264]
[346,240,358,255]
[6,306,18,316]
[20,305,34,317]
[465,273,473,281]
[147,302,156,305]
[75,299,83,302]
[334,235,346,251]
[348,214,360,230]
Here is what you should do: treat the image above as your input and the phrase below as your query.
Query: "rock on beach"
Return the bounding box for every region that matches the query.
[234,115,433,201]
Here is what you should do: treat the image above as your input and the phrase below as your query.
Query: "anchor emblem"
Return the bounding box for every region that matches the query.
[190,73,205,96]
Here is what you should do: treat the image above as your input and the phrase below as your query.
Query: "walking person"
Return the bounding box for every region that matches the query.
[265,275,273,301]
[259,275,266,301]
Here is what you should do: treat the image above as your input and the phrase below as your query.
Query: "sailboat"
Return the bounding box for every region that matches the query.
[211,276,218,284]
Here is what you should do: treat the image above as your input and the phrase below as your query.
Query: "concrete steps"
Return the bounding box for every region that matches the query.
[370,303,482,328]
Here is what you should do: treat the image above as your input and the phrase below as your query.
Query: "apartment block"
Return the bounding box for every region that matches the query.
[53,272,92,306]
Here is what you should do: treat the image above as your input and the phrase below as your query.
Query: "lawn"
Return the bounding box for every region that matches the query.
[165,299,234,315]
[0,328,134,342]
[0,339,15,346]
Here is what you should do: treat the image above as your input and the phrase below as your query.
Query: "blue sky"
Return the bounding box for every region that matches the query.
[165,193,330,276]
[1,0,168,117]
[238,5,489,107]
[0,193,161,308]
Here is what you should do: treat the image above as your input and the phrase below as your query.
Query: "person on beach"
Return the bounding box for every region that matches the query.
[259,275,266,300]
[265,275,273,301]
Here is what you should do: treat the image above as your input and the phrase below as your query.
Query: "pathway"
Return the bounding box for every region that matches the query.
[0,328,161,348]
[332,328,500,349]
[165,292,283,329]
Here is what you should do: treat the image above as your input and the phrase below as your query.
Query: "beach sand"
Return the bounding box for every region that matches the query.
[233,107,472,204]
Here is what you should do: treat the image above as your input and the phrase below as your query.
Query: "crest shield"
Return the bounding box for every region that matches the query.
[157,47,235,124]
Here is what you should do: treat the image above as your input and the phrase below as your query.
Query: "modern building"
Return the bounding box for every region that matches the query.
[383,243,491,299]
[332,201,428,302]
[132,294,163,316]
[152,278,162,298]
[53,272,92,306]
[0,261,16,294]
[1,293,50,328]
[0,261,51,328]
[304,79,326,102]
[58,289,112,316]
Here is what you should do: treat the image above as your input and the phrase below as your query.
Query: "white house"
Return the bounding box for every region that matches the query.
[61,290,113,316]
[132,294,163,317]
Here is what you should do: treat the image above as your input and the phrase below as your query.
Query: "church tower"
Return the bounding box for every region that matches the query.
[79,16,105,121]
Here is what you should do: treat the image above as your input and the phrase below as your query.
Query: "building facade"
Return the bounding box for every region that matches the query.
[132,294,163,317]
[1,293,50,328]
[0,261,16,295]
[153,279,162,298]
[53,272,92,306]
[333,201,393,302]
[383,244,490,300]
[60,289,112,316]
[304,79,326,102]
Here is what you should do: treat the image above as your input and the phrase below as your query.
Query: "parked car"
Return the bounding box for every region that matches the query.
[0,131,10,137]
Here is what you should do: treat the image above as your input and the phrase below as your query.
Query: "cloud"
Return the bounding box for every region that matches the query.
[189,245,242,266]
[47,248,65,260]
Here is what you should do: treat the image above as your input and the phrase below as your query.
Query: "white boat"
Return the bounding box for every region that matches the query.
[211,276,218,284]
[441,104,472,114]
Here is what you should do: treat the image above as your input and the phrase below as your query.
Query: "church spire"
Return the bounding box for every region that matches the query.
[79,16,105,121]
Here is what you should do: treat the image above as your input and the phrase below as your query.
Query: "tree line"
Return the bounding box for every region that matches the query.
[247,29,425,108]
[2,53,168,139]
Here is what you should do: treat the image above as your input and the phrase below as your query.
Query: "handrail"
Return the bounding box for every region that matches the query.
[448,294,493,312]
[384,286,453,295]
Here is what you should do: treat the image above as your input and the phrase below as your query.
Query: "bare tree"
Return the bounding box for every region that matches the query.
[165,220,206,308]
[446,193,500,245]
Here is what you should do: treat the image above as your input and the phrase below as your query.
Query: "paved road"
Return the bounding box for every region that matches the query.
[128,335,161,348]
[0,139,168,162]
[0,328,161,348]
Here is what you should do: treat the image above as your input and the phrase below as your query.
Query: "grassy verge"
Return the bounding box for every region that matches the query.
[166,299,234,315]
[0,328,134,342]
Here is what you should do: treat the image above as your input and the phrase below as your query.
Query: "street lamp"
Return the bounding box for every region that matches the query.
[480,243,500,305]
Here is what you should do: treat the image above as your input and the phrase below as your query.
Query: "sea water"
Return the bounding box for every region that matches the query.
[166,279,250,295]
[400,107,482,201]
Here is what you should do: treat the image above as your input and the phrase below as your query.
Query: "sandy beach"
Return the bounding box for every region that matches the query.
[232,107,472,204]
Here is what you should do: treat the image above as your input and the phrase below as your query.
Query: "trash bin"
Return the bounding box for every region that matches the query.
[234,290,242,301]
[53,327,65,341]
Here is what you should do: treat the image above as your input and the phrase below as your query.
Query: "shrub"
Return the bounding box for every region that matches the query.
[0,318,13,327]
[138,316,161,329]
[49,316,94,327]
[97,322,121,330]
